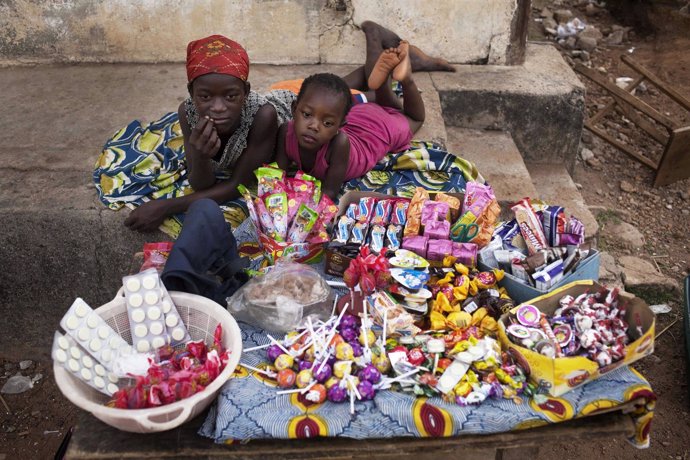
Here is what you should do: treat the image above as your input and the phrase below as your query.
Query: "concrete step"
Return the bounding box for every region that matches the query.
[445,127,538,203]
[433,43,585,173]
[525,163,600,242]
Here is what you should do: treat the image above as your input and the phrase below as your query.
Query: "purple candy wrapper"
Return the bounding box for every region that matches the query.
[402,235,429,259]
[424,220,450,240]
[427,239,454,261]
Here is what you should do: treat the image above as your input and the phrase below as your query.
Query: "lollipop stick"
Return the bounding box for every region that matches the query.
[243,343,271,352]
[266,335,290,355]
[240,362,276,378]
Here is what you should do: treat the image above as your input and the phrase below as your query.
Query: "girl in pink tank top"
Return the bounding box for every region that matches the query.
[275,41,425,200]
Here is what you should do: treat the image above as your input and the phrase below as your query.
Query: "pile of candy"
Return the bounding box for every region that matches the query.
[108,325,231,408]
[245,305,395,414]
[504,287,630,367]
[480,198,588,290]
[240,165,338,244]
[426,259,513,331]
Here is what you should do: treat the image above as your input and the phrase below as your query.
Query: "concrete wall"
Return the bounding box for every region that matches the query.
[0,0,525,65]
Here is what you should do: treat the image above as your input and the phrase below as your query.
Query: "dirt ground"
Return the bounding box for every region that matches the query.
[1,2,690,459]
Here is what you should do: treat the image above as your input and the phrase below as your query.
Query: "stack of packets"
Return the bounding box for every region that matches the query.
[331,195,410,256]
[239,165,338,262]
[479,198,587,290]
[401,183,500,266]
[52,269,233,409]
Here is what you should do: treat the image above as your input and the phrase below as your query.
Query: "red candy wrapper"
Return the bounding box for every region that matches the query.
[390,199,410,226]
[255,166,285,198]
[140,242,174,273]
[308,194,339,244]
[255,196,279,241]
[511,198,548,255]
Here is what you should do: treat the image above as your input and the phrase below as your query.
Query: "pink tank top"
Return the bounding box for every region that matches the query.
[284,103,412,181]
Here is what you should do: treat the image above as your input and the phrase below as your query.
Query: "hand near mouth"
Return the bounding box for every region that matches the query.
[189,115,221,160]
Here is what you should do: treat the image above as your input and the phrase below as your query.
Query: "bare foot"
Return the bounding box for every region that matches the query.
[367,48,401,90]
[409,44,456,73]
[392,41,411,83]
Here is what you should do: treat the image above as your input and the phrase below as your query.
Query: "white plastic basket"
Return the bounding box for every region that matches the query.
[53,291,242,433]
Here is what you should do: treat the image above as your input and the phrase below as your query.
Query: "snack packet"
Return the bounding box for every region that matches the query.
[255,166,285,197]
[308,195,339,244]
[295,171,322,205]
[287,204,319,243]
[265,192,289,241]
[435,192,461,221]
[403,188,430,237]
[511,198,548,255]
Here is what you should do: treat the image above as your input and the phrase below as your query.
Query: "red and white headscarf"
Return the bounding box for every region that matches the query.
[186,35,249,83]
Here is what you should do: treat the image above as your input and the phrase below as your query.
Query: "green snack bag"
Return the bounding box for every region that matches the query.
[287,204,319,243]
[295,171,321,205]
[255,166,285,197]
[264,192,289,241]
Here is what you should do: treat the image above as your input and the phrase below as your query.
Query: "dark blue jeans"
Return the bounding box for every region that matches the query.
[161,198,248,305]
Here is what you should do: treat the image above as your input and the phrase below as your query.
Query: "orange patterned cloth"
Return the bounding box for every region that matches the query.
[186,35,249,82]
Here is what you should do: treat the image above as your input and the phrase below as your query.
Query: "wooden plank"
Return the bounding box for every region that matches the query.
[575,63,678,129]
[654,126,690,186]
[584,122,659,169]
[622,54,690,111]
[588,74,645,126]
[615,103,669,145]
[65,408,635,459]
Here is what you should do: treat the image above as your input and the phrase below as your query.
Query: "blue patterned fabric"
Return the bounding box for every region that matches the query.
[200,323,655,447]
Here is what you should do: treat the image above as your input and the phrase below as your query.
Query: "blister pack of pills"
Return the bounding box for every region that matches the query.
[123,269,191,352]
[59,298,134,371]
[52,332,120,396]
[158,283,191,346]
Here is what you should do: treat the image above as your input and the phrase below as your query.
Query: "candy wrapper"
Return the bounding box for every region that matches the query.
[390,199,410,226]
[511,198,547,255]
[434,192,461,221]
[294,171,322,205]
[424,220,450,240]
[287,204,319,243]
[427,239,454,261]
[461,182,494,217]
[402,235,429,259]
[140,242,174,273]
[368,224,387,254]
[255,166,285,198]
[334,215,355,244]
[285,178,314,222]
[421,200,450,223]
[349,221,369,245]
[386,224,403,251]
[265,192,289,241]
[255,197,279,241]
[403,188,430,237]
[371,199,394,226]
[308,195,339,244]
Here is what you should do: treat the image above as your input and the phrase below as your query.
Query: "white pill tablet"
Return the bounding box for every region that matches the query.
[107,383,119,394]
[94,364,106,376]
[81,355,94,368]
[108,373,119,383]
[57,336,70,350]
[80,368,93,380]
[78,327,90,342]
[101,349,112,362]
[54,349,67,363]
[172,328,185,342]
[152,337,166,349]
[89,338,102,352]
[137,340,151,353]
[145,291,159,305]
[165,315,178,328]
[126,278,141,292]
[161,300,172,313]
[93,376,105,389]
[75,302,89,317]
[119,345,131,355]
[70,347,82,359]
[134,324,148,338]
[98,326,110,339]
[129,293,143,307]
[86,314,99,329]
[149,322,163,335]
[147,306,161,321]
[131,309,146,323]
[109,337,120,348]
[65,315,79,330]
[68,359,80,372]
[142,275,157,290]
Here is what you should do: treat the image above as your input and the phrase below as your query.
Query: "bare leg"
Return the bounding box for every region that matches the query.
[393,42,425,133]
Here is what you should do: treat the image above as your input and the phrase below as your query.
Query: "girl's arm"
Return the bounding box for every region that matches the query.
[124,104,278,232]
[321,132,350,201]
[274,122,291,170]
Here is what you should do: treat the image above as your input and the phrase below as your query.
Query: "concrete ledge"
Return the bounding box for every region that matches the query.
[433,43,585,172]
[445,127,538,203]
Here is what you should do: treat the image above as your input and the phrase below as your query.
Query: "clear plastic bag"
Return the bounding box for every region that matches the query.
[226,263,333,333]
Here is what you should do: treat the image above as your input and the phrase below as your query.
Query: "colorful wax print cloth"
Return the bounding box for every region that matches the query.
[199,323,655,448]
[94,113,481,239]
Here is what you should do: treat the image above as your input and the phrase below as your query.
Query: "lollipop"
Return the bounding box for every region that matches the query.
[327,384,348,402]
[277,369,296,388]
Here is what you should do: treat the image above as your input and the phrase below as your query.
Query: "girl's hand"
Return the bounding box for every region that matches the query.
[188,116,221,161]
[124,200,172,232]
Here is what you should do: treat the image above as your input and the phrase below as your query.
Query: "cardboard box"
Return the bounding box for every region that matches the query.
[478,249,601,304]
[497,280,655,397]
